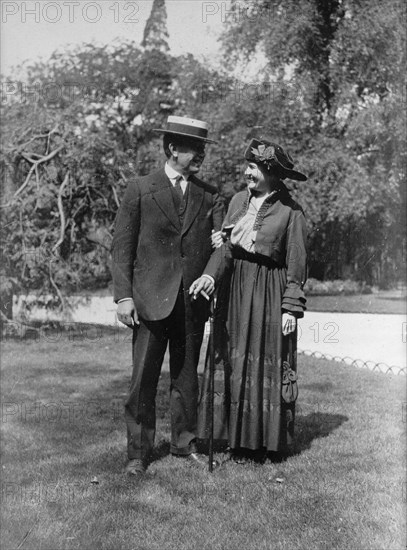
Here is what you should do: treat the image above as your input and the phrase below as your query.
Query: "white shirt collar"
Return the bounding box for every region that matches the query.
[165,162,188,182]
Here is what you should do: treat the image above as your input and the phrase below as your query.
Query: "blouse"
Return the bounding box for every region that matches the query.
[231,191,277,252]
[204,184,307,317]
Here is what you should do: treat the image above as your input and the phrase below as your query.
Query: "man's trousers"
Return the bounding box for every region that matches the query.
[124,288,205,460]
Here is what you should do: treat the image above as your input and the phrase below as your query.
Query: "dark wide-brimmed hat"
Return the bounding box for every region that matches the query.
[153,115,217,143]
[244,138,307,181]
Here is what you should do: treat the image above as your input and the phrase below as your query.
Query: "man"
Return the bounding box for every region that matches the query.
[111,116,223,475]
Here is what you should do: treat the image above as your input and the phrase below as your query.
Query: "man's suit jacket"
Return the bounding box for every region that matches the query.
[111,168,224,321]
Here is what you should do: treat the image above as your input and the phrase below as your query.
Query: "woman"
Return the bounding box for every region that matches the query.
[189,138,307,461]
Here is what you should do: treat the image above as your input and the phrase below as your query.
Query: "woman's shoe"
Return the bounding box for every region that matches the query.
[229,448,267,464]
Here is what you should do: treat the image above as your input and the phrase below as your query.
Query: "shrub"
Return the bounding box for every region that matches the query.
[304,278,372,296]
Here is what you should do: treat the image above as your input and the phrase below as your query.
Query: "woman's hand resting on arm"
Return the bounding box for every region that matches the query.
[211,230,224,249]
[211,226,235,249]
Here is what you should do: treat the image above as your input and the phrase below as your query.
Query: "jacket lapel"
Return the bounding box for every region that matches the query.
[182,176,205,236]
[151,169,181,231]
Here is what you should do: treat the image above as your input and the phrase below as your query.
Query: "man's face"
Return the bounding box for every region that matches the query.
[171,139,206,176]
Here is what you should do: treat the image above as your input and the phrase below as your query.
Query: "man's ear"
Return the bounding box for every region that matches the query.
[168,142,178,159]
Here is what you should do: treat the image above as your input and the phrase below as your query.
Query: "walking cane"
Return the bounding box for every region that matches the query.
[208,297,215,473]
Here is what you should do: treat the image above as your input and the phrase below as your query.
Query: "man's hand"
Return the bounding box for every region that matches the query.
[189,276,215,301]
[117,299,139,328]
[282,312,296,335]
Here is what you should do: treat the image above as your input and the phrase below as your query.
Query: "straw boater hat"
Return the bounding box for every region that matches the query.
[244,138,307,181]
[154,115,217,143]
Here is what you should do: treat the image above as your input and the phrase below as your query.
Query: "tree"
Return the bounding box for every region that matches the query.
[0,40,228,312]
[1,0,404,319]
[142,0,170,52]
[220,0,406,285]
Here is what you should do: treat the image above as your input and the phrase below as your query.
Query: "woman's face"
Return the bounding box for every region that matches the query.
[245,162,273,194]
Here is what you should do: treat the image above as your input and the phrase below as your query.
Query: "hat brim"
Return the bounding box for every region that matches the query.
[282,169,308,181]
[153,129,217,144]
[245,156,308,181]
[244,138,307,182]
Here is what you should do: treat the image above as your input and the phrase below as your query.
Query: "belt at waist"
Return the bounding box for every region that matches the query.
[232,245,282,268]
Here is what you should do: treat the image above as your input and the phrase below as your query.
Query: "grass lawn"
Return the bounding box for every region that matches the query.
[1,328,405,550]
[307,292,406,314]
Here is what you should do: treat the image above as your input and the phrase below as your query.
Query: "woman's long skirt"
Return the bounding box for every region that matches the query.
[198,253,297,452]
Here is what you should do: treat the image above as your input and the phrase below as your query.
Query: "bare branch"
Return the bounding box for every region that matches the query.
[23,152,43,159]
[70,219,76,249]
[0,310,11,323]
[357,148,380,156]
[71,200,87,220]
[85,236,111,251]
[1,145,65,207]
[48,261,65,311]
[52,172,70,253]
[34,164,40,192]
[21,144,64,167]
[7,127,60,154]
[119,169,128,183]
[46,130,53,155]
[19,209,27,279]
[111,184,120,208]
[12,163,36,200]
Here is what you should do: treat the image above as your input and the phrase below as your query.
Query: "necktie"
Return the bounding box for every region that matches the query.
[174,175,184,199]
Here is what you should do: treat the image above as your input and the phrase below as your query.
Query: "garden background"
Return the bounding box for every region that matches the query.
[1,1,406,549]
[1,0,405,317]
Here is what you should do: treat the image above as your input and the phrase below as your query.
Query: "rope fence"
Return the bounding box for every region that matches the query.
[298,349,406,375]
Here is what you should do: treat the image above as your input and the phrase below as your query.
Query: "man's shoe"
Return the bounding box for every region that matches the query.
[125,459,146,476]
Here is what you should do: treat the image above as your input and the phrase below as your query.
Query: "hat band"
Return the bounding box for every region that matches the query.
[165,122,208,139]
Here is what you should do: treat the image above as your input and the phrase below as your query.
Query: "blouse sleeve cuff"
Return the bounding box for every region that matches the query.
[282,286,306,317]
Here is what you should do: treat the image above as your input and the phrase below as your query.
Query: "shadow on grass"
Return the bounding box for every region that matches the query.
[292,411,348,456]
[192,412,348,464]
